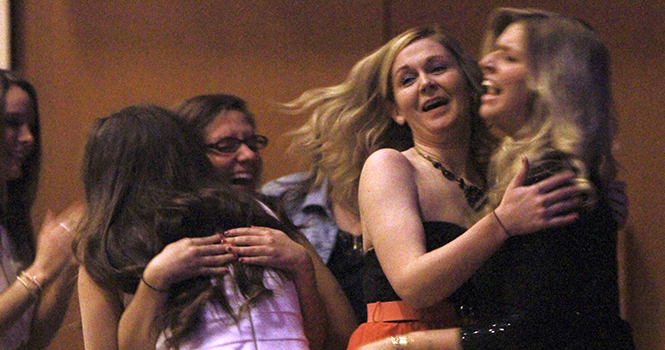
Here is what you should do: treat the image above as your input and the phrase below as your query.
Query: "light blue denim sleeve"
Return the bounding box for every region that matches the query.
[260,173,338,263]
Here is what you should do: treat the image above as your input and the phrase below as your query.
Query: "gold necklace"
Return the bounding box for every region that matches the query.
[414,146,487,211]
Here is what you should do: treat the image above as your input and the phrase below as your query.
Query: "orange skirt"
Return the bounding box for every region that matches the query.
[346,301,462,350]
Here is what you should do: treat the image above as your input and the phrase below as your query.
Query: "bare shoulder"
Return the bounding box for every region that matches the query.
[363,148,413,173]
[360,148,417,195]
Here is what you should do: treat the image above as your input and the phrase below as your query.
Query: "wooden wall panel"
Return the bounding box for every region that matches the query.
[17,0,386,197]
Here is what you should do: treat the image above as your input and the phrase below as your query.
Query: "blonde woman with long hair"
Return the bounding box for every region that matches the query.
[359,8,635,350]
[275,25,582,350]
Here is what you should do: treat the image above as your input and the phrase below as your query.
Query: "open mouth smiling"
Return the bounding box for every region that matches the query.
[231,173,254,186]
[422,97,450,112]
[482,80,500,95]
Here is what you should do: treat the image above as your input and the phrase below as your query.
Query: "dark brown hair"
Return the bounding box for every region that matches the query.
[0,70,41,266]
[173,93,255,145]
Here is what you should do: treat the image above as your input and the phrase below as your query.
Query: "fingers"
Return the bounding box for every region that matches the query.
[534,170,576,194]
[606,182,628,205]
[225,235,270,248]
[38,210,59,236]
[605,180,629,228]
[224,226,274,237]
[60,201,86,217]
[506,157,530,190]
[58,202,85,225]
[609,198,629,228]
[541,211,579,228]
[224,227,282,247]
[176,228,299,272]
[608,191,628,205]
[44,203,85,235]
[227,244,276,258]
[609,197,628,214]
[194,241,231,255]
[190,234,225,246]
[541,184,580,207]
[199,251,237,266]
[229,245,298,273]
[177,235,238,262]
[543,197,581,218]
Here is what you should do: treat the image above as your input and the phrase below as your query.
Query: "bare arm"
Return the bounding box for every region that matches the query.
[79,267,124,350]
[118,234,233,350]
[225,227,357,350]
[288,247,328,350]
[25,204,83,349]
[305,240,358,350]
[360,151,580,308]
[357,328,462,350]
[25,259,78,350]
[0,204,81,348]
[0,276,40,333]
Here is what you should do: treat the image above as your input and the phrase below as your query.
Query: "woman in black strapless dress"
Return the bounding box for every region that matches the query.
[357,7,635,350]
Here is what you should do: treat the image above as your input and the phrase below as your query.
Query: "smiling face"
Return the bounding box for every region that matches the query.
[2,86,36,181]
[390,37,472,143]
[479,22,532,136]
[203,110,262,193]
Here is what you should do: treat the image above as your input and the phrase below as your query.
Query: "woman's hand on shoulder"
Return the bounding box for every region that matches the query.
[223,227,311,277]
[495,157,581,236]
[142,234,235,291]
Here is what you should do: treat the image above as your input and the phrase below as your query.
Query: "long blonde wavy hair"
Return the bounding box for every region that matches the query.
[483,8,617,210]
[284,26,496,217]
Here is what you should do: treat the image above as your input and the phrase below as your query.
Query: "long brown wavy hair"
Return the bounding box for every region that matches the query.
[75,105,303,348]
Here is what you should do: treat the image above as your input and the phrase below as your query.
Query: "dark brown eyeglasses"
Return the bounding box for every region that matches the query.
[205,135,268,154]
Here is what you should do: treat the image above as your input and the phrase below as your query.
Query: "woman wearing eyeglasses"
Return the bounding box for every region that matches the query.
[172,94,357,349]
[174,94,266,193]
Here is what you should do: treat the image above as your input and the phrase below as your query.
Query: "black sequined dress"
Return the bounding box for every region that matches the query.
[460,157,635,349]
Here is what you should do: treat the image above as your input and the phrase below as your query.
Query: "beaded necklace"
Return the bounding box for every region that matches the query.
[414,146,487,211]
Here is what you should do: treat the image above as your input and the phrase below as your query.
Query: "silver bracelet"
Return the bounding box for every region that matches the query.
[20,271,43,292]
[16,275,39,300]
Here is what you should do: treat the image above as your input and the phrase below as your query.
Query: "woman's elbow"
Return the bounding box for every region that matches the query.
[394,284,444,309]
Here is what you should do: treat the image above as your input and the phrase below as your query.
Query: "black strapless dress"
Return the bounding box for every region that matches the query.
[347,221,473,350]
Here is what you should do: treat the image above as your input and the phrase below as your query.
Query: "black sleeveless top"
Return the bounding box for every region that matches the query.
[362,221,472,307]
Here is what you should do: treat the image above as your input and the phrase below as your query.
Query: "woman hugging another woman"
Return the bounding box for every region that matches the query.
[76,105,329,350]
